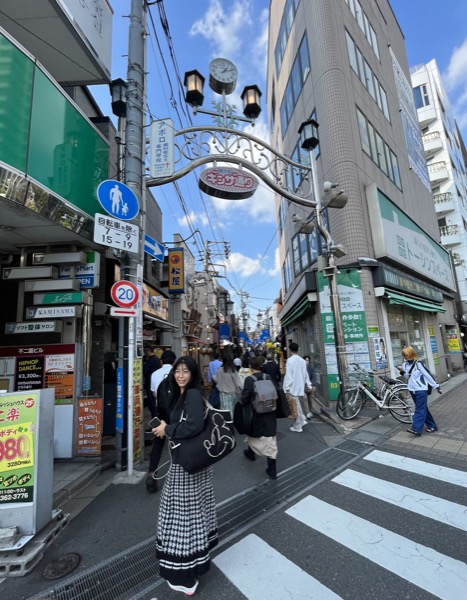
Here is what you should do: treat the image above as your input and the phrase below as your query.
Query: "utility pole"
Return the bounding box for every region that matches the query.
[123,0,146,477]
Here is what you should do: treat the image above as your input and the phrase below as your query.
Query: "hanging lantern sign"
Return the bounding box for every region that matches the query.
[199,167,258,200]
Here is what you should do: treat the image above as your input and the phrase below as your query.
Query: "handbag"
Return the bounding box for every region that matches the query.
[233,401,253,435]
[276,387,291,418]
[286,393,298,420]
[169,403,236,474]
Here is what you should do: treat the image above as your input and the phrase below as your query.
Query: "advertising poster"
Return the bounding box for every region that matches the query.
[15,356,44,391]
[446,328,461,353]
[77,397,103,456]
[44,353,75,405]
[133,359,143,462]
[0,392,38,504]
[428,326,440,365]
[318,270,369,400]
[374,337,388,370]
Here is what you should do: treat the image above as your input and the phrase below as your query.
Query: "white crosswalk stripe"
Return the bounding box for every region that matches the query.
[286,495,467,600]
[213,450,467,600]
[332,468,467,531]
[213,534,342,600]
[364,449,467,487]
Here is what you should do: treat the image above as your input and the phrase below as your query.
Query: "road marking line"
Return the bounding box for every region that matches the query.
[333,469,467,531]
[286,496,467,600]
[213,533,342,600]
[363,450,467,487]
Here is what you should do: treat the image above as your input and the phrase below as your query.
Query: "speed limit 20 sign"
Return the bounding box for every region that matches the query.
[111,281,139,308]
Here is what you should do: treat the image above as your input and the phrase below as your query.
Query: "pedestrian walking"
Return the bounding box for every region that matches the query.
[241,356,279,480]
[213,354,243,416]
[143,346,161,418]
[283,342,311,433]
[302,355,317,419]
[146,350,176,493]
[397,346,440,436]
[261,352,281,387]
[207,352,222,408]
[153,357,217,595]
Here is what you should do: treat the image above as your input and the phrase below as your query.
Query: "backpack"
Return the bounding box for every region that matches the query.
[408,361,435,395]
[251,374,278,413]
[156,374,176,422]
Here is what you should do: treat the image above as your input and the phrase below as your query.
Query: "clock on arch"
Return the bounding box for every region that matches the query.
[208,58,238,95]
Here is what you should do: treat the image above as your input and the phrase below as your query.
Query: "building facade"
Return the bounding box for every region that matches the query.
[410,59,467,334]
[267,0,462,402]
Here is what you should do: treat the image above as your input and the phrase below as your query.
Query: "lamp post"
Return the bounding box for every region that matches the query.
[299,119,349,385]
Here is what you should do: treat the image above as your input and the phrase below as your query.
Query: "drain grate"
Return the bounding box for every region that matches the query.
[28,440,371,600]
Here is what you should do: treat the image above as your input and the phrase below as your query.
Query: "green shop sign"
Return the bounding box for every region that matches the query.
[33,292,84,305]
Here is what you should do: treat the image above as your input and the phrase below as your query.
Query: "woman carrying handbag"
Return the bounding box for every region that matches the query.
[152,357,218,596]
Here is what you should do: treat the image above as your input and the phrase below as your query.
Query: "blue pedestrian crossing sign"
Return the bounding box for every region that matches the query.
[144,234,165,262]
[97,180,140,221]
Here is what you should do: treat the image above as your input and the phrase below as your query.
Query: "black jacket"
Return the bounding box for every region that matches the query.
[241,372,277,438]
[261,360,281,386]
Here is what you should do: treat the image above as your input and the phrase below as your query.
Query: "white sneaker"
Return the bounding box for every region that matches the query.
[306,412,313,419]
[290,425,303,433]
[167,580,199,595]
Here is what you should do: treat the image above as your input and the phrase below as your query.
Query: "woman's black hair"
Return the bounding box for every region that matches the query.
[221,354,236,373]
[172,356,203,397]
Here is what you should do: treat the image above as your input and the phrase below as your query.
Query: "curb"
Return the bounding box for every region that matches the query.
[53,459,115,509]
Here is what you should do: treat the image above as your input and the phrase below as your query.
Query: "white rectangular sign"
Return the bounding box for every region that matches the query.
[110,306,138,317]
[25,306,83,319]
[93,213,139,253]
[5,321,63,334]
[149,118,174,178]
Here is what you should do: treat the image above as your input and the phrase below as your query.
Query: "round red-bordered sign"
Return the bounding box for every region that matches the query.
[111,281,139,308]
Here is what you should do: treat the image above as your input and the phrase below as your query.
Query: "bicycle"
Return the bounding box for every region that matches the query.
[336,364,414,423]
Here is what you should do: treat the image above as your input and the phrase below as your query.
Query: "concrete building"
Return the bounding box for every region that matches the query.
[410,59,467,333]
[267,0,462,403]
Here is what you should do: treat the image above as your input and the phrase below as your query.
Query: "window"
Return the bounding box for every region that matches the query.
[282,251,292,293]
[292,235,301,276]
[357,108,402,189]
[274,0,300,75]
[344,0,380,61]
[279,35,311,133]
[345,30,389,120]
[413,84,430,109]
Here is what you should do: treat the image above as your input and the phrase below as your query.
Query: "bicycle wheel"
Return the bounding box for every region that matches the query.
[388,387,414,423]
[336,388,365,420]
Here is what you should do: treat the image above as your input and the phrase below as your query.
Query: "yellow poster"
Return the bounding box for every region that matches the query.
[446,328,461,353]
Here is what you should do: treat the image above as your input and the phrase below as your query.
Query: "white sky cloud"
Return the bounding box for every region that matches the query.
[443,38,467,129]
[268,247,281,277]
[190,0,252,59]
[227,251,261,277]
[176,210,209,228]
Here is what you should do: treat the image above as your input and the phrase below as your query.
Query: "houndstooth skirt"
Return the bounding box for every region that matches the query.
[156,464,218,586]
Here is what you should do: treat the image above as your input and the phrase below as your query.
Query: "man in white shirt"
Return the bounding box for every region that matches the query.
[283,342,311,433]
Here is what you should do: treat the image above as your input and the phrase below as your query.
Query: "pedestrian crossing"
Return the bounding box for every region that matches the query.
[213,450,467,600]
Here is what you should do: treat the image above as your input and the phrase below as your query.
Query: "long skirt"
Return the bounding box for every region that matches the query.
[246,435,278,459]
[156,464,218,586]
[219,391,239,417]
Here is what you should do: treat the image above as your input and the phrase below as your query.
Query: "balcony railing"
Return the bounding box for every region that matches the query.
[428,161,447,173]
[433,192,453,204]
[422,131,441,144]
[440,224,459,236]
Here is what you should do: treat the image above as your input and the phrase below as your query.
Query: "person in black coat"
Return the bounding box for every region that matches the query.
[261,353,281,387]
[241,356,278,479]
[143,347,161,418]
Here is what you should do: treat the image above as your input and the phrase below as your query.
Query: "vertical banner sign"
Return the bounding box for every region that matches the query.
[133,359,142,462]
[44,353,75,405]
[116,367,124,434]
[168,248,185,294]
[318,270,369,401]
[77,397,103,456]
[428,325,440,365]
[149,118,174,178]
[0,392,38,504]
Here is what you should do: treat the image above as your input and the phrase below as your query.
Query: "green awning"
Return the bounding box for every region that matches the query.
[281,296,313,328]
[385,290,446,313]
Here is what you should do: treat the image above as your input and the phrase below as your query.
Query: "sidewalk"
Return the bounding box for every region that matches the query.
[337,370,467,465]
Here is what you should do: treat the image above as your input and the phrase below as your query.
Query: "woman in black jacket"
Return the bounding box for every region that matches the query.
[153,357,217,595]
[241,355,278,480]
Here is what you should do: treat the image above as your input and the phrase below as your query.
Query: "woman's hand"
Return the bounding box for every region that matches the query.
[153,420,167,438]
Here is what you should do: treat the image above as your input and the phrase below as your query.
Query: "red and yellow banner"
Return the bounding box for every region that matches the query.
[168,248,184,294]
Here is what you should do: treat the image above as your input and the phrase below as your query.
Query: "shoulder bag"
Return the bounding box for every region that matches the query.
[169,402,236,474]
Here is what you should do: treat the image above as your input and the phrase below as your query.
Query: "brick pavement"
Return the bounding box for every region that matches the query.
[384,372,467,465]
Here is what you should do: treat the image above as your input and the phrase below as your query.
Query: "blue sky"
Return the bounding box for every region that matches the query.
[94,0,467,327]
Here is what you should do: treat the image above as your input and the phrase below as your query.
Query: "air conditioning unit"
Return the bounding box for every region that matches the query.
[183,323,190,335]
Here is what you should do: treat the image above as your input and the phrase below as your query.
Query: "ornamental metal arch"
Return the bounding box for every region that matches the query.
[146,125,317,209]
